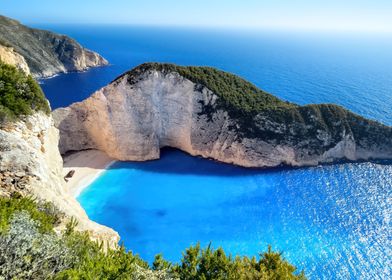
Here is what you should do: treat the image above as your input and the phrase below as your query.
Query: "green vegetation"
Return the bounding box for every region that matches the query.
[0,195,306,279]
[0,60,50,122]
[123,63,391,150]
[166,243,305,280]
[0,193,61,233]
[129,63,293,113]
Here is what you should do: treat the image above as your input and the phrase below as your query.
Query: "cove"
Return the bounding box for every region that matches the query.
[77,148,392,279]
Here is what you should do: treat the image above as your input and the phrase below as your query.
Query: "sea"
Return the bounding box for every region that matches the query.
[36,24,392,279]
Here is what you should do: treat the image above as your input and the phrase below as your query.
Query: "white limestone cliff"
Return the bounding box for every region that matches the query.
[0,112,119,245]
[53,65,392,168]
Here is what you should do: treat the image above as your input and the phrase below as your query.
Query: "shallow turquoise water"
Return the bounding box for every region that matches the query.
[78,149,392,279]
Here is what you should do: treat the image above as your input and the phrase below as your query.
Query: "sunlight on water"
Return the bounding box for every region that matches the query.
[78,149,392,279]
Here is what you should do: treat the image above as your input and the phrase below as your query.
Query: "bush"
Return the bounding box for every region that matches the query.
[0,196,306,279]
[57,234,150,279]
[167,243,305,280]
[0,211,72,279]
[0,195,61,233]
[0,60,50,122]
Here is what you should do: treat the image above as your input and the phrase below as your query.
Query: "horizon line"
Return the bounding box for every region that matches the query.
[24,21,392,35]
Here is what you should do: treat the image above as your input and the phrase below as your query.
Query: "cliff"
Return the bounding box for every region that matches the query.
[0,61,118,245]
[0,15,108,78]
[0,112,118,244]
[53,63,392,168]
[0,44,30,75]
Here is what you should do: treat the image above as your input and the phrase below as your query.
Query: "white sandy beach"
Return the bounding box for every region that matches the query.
[63,150,115,197]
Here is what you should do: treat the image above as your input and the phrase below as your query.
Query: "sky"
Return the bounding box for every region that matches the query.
[1,0,392,32]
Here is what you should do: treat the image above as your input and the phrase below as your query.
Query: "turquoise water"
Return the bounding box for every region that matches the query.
[35,25,392,278]
[78,149,392,279]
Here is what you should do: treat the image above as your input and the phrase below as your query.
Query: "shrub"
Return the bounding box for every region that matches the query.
[168,243,306,280]
[153,253,172,271]
[0,211,72,279]
[0,60,50,122]
[0,195,60,233]
[57,235,150,279]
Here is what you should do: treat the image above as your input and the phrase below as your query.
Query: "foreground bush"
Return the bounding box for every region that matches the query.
[57,232,151,279]
[0,211,72,279]
[0,194,61,233]
[161,243,305,280]
[0,196,306,279]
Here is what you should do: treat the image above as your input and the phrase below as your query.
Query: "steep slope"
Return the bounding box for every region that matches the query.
[0,15,108,78]
[0,113,118,244]
[53,63,392,168]
[0,61,118,245]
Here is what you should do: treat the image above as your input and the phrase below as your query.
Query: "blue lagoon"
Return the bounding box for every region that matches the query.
[78,149,392,279]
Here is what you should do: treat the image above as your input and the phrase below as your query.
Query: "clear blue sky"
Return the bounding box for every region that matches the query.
[1,0,392,32]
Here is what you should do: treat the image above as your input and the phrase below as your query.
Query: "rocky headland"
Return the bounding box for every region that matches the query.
[54,63,392,168]
[0,15,108,78]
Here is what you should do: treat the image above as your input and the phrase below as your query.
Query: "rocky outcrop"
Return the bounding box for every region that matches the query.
[0,15,108,78]
[0,44,30,75]
[0,112,119,245]
[53,63,392,168]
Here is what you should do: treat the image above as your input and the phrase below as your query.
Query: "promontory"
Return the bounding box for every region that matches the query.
[0,15,108,78]
[53,63,392,168]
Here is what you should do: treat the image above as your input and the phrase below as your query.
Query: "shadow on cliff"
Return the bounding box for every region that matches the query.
[91,147,392,177]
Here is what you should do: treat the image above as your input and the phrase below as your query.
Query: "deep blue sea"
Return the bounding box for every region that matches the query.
[36,25,392,279]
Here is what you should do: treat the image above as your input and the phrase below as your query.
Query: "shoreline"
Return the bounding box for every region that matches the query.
[62,150,116,197]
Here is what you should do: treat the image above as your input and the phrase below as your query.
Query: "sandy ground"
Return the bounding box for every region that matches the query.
[63,150,115,197]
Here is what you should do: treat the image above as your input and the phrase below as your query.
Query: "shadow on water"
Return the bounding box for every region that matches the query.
[103,147,392,177]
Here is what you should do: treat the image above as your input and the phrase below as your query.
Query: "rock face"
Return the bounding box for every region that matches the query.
[0,44,30,75]
[0,112,119,245]
[53,63,392,168]
[0,15,108,78]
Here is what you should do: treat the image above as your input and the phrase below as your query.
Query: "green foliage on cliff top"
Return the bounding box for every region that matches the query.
[123,63,348,130]
[126,62,295,113]
[0,195,306,279]
[0,60,50,122]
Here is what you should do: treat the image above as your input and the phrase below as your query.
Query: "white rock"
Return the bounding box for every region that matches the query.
[53,68,392,168]
[0,112,119,246]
